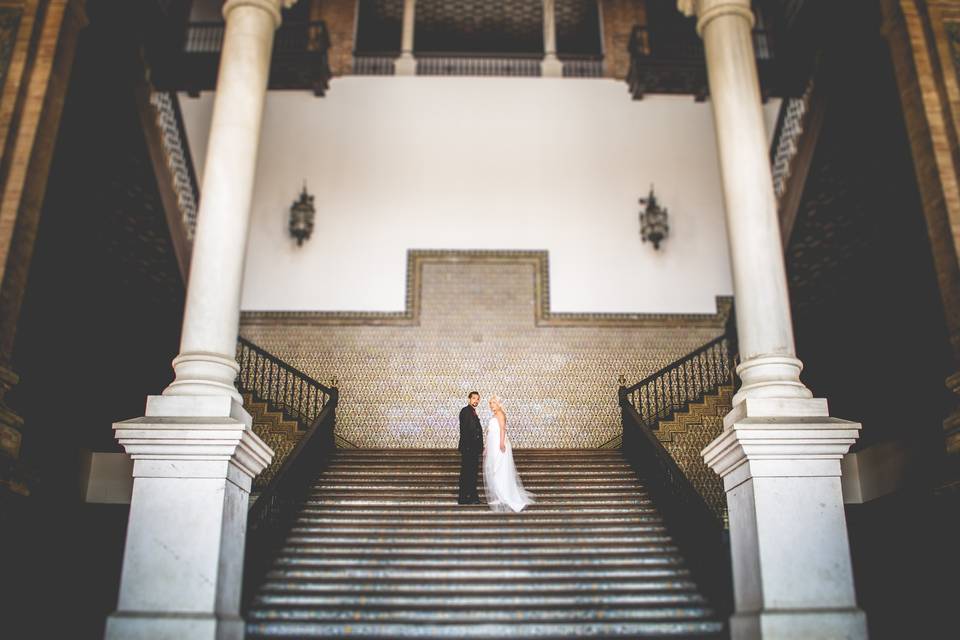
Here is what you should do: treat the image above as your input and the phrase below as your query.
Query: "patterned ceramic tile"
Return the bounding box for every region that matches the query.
[241,251,727,448]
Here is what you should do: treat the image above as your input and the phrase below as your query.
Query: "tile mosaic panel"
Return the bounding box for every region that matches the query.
[241,251,726,448]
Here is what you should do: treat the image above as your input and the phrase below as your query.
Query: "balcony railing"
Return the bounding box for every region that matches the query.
[152,20,332,96]
[352,52,397,76]
[627,24,780,99]
[351,51,605,78]
[416,52,543,77]
[561,54,604,78]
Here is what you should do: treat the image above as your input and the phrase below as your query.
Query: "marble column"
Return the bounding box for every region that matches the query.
[541,0,563,77]
[395,0,416,75]
[106,1,283,638]
[678,1,867,637]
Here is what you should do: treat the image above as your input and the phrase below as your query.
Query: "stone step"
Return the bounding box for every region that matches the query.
[318,467,636,476]
[245,619,725,639]
[246,605,717,623]
[271,554,685,569]
[292,514,666,526]
[256,578,702,595]
[284,531,676,545]
[300,497,654,507]
[286,524,668,536]
[249,592,709,609]
[263,567,692,582]
[316,471,642,487]
[312,481,642,490]
[276,544,679,558]
[296,505,661,516]
[334,449,623,455]
[308,491,647,500]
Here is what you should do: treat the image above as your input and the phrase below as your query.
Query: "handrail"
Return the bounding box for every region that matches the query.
[622,332,736,431]
[243,390,339,609]
[236,336,334,429]
[618,396,732,614]
[623,334,728,396]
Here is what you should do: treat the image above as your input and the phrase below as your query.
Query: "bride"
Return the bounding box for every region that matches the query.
[483,395,535,513]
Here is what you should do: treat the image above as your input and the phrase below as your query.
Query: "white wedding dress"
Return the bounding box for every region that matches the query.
[483,416,535,512]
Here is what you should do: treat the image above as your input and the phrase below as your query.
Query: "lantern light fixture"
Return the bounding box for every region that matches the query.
[639,185,669,250]
[289,183,315,246]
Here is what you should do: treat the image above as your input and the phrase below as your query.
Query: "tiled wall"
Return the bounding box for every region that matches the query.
[241,251,725,448]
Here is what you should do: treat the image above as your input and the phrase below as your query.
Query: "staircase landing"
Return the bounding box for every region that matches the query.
[245,449,725,639]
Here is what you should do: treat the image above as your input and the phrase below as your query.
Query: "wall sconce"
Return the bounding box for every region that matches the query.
[639,185,669,250]
[289,183,315,246]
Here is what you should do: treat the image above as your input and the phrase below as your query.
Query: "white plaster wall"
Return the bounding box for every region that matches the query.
[179,78,781,314]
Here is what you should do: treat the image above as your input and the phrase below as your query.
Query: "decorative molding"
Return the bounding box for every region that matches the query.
[241,249,733,329]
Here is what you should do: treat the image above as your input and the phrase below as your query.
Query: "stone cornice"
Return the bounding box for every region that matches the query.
[222,0,287,28]
[677,0,756,36]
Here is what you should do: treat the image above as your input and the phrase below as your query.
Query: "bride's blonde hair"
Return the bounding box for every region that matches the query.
[490,394,505,413]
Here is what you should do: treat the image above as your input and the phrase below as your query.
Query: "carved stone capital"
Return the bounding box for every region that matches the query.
[677,0,755,36]
[223,0,293,28]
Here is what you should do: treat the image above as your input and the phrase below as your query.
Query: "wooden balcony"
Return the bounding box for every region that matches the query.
[150,20,333,97]
[626,25,782,101]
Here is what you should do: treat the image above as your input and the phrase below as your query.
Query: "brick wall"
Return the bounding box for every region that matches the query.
[310,0,356,76]
[881,0,960,458]
[599,0,647,79]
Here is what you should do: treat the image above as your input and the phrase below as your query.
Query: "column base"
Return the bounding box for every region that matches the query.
[541,55,563,77]
[731,608,866,640]
[395,54,416,76]
[105,612,244,640]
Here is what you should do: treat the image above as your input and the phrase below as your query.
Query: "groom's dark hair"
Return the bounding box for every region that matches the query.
[468,391,479,399]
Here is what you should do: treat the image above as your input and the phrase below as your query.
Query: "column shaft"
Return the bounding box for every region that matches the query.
[395,0,416,75]
[542,0,563,77]
[544,0,557,55]
[165,0,280,400]
[401,0,415,54]
[695,0,809,403]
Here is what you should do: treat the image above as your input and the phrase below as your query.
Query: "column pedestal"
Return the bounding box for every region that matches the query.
[106,396,272,640]
[704,398,867,640]
[394,53,416,76]
[541,55,563,78]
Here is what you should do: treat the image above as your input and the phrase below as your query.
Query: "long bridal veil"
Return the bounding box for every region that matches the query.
[482,407,535,513]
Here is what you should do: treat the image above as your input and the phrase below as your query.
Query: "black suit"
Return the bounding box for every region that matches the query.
[458,404,484,503]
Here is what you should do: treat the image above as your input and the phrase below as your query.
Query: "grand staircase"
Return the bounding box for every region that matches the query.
[245,448,725,639]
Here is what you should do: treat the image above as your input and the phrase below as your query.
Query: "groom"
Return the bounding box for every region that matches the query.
[457,391,484,504]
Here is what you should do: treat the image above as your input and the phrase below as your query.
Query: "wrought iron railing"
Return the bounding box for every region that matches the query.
[416,52,543,77]
[626,24,779,99]
[158,20,332,95]
[236,337,333,430]
[617,318,738,612]
[243,383,338,610]
[183,20,330,55]
[148,91,200,240]
[561,55,605,78]
[621,334,735,431]
[352,52,398,76]
[619,394,732,615]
